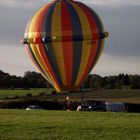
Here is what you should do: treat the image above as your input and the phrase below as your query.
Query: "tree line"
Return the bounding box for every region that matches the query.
[84,74,140,89]
[0,70,51,89]
[0,70,140,89]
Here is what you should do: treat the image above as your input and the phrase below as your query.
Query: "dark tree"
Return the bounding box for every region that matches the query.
[0,69,140,90]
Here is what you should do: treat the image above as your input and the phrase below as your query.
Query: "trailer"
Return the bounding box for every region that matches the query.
[105,102,125,112]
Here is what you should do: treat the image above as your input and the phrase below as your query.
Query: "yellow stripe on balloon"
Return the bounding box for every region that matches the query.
[25,45,47,80]
[51,2,67,85]
[27,5,55,85]
[27,6,50,79]
[28,4,47,34]
[94,11,104,31]
[93,14,105,66]
[36,45,62,92]
[30,44,51,82]
[70,2,92,86]
[24,18,32,38]
[25,46,55,87]
[90,8,105,68]
[30,44,60,91]
[27,4,62,91]
[93,39,105,68]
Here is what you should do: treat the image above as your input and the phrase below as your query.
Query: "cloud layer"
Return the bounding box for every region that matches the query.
[0,0,48,9]
[93,54,140,76]
[80,0,140,6]
[0,0,140,76]
[1,0,140,8]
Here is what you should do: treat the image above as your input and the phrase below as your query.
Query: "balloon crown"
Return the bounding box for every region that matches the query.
[21,0,108,92]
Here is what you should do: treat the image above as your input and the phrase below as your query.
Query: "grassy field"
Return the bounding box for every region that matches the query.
[47,89,140,104]
[0,89,140,104]
[0,110,140,140]
[0,89,53,99]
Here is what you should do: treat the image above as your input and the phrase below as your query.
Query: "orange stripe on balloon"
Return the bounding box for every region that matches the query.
[34,4,51,33]
[27,4,48,38]
[25,45,47,80]
[36,43,61,91]
[51,2,67,85]
[32,3,61,87]
[24,18,32,38]
[70,1,92,86]
[79,41,99,85]
[77,3,100,85]
[26,3,62,91]
[61,0,73,85]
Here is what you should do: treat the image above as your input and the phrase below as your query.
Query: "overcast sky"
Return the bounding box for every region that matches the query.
[0,0,140,76]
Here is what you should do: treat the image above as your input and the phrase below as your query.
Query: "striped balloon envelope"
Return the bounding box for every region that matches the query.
[21,0,108,92]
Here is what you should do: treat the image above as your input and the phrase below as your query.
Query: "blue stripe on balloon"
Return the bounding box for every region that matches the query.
[86,7,103,69]
[76,2,103,76]
[75,1,102,34]
[42,1,63,85]
[89,39,102,73]
[27,45,53,85]
[66,0,83,85]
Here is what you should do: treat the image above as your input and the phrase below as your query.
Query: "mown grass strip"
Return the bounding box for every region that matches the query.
[0,110,140,140]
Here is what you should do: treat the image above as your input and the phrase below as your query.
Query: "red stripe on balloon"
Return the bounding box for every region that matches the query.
[77,3,99,85]
[61,0,73,85]
[32,4,61,87]
[36,43,61,87]
[34,4,51,33]
[25,45,46,78]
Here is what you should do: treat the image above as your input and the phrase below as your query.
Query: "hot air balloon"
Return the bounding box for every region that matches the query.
[21,0,108,92]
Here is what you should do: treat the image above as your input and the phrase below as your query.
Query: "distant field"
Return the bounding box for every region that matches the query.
[0,89,52,99]
[0,110,140,140]
[0,89,140,104]
[47,89,140,104]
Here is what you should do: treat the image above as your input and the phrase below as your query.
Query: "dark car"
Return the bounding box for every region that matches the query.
[77,100,106,111]
[77,100,125,112]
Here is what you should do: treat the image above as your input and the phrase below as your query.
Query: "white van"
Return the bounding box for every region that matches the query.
[105,102,125,112]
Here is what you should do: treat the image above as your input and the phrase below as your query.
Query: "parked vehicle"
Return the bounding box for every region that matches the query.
[26,105,44,110]
[77,100,106,111]
[105,102,125,112]
[77,100,125,112]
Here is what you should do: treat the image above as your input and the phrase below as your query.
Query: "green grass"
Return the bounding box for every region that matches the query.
[0,110,140,140]
[0,89,140,104]
[0,89,52,99]
[47,89,140,104]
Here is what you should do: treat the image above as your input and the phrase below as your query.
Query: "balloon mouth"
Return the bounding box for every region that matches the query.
[21,32,109,44]
[56,85,81,93]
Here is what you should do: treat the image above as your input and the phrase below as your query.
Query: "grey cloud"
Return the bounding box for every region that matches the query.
[78,0,140,6]
[91,5,140,57]
[0,44,36,76]
[0,0,49,9]
[93,54,140,76]
[0,0,140,76]
[1,0,140,8]
[0,2,42,46]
